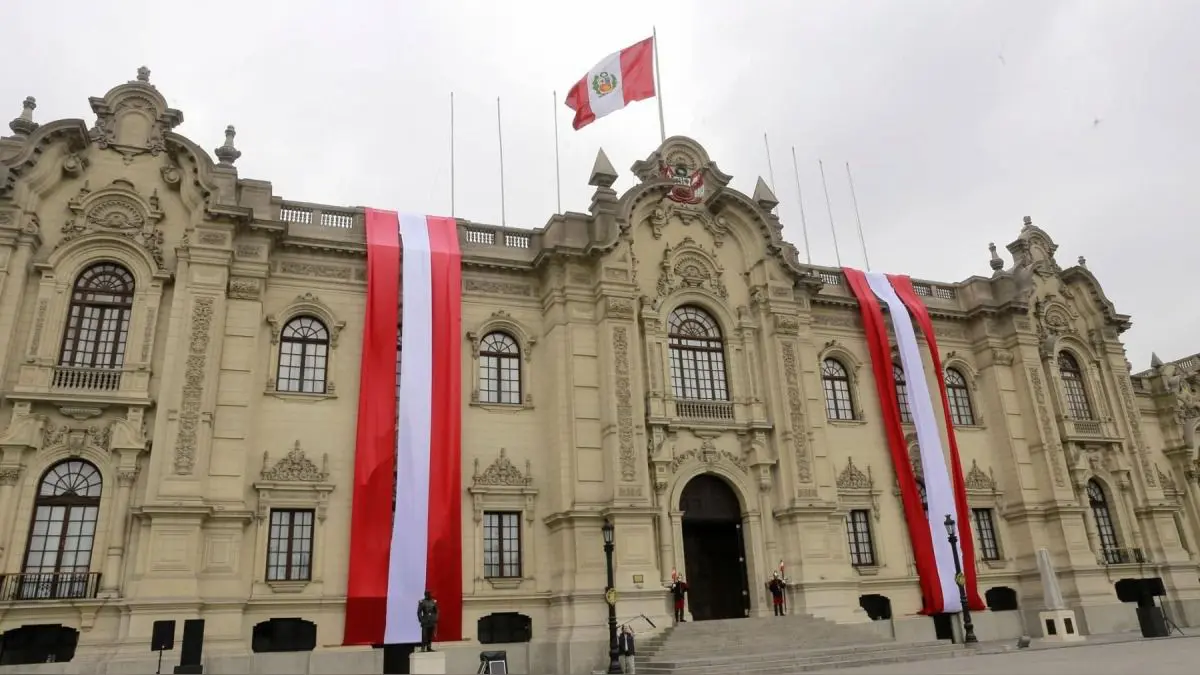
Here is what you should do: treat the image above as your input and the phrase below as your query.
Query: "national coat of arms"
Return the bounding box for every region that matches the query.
[661,162,705,205]
[592,71,618,97]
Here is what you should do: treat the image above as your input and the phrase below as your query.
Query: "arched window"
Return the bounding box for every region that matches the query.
[945,368,975,426]
[59,262,135,370]
[1087,479,1121,562]
[821,359,855,420]
[277,316,330,394]
[894,364,912,423]
[1058,352,1093,420]
[21,460,103,599]
[667,306,729,401]
[479,331,522,405]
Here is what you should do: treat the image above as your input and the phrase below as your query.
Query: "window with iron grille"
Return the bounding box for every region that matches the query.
[59,262,135,369]
[667,306,729,401]
[894,364,912,423]
[822,359,856,420]
[845,509,876,567]
[945,368,976,426]
[483,511,522,578]
[266,509,314,581]
[277,316,330,393]
[479,332,522,404]
[1087,480,1121,561]
[21,460,103,599]
[1058,352,1094,420]
[972,508,1001,561]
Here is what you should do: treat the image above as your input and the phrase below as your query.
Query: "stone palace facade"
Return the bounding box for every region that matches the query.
[0,70,1198,673]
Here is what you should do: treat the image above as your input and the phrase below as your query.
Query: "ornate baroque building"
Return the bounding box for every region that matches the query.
[0,70,1198,673]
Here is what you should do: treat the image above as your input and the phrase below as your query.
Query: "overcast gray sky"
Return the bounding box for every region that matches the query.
[3,0,1196,369]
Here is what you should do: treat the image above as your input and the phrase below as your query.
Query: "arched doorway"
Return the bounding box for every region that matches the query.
[679,473,749,621]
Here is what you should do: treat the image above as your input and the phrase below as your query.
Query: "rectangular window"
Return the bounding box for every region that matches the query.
[972,508,1001,561]
[845,509,876,567]
[266,509,314,581]
[483,511,522,579]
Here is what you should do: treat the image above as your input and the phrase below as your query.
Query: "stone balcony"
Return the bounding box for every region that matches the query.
[11,363,152,408]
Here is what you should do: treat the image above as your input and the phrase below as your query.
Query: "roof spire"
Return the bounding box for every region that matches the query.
[214,125,241,167]
[8,96,38,137]
[137,66,151,83]
[988,242,1004,272]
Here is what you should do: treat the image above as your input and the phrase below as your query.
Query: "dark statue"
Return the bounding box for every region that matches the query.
[417,590,439,652]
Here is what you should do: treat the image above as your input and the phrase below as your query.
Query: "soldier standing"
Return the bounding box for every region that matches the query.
[766,572,787,616]
[669,576,689,623]
[416,590,439,652]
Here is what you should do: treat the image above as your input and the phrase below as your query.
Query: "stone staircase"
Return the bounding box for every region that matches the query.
[629,614,969,674]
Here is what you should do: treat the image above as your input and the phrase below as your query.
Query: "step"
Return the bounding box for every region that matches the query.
[652,634,891,654]
[638,643,964,674]
[644,640,950,667]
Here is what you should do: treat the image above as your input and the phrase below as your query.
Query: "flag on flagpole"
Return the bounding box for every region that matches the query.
[565,37,656,130]
[841,267,985,615]
[344,210,464,646]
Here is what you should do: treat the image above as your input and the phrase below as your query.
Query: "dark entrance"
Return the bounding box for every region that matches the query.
[0,624,79,665]
[680,474,750,621]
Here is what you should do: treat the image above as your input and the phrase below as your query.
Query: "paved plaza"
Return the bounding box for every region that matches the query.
[813,635,1200,675]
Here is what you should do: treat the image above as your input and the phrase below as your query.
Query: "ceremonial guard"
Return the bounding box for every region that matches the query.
[766,572,787,616]
[416,590,439,652]
[668,570,689,623]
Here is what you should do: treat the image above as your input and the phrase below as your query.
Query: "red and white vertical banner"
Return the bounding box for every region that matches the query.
[842,268,985,615]
[345,209,463,646]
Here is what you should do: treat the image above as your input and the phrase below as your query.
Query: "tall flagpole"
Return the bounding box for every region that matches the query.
[652,26,666,143]
[790,147,813,264]
[450,92,456,218]
[553,90,562,214]
[763,133,778,196]
[497,97,507,227]
[818,159,842,267]
[846,162,872,271]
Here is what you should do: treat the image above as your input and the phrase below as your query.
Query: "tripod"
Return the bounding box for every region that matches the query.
[1161,602,1186,637]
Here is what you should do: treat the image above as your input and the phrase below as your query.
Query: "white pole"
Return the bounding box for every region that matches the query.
[763,133,778,206]
[497,97,507,227]
[553,90,562,214]
[450,92,456,218]
[819,159,842,267]
[790,147,812,264]
[846,162,872,272]
[653,26,666,143]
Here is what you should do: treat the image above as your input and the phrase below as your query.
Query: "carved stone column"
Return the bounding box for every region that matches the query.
[656,483,673,584]
[1118,477,1146,552]
[754,467,778,578]
[100,464,138,595]
[0,465,23,562]
[1076,485,1103,561]
[0,221,38,385]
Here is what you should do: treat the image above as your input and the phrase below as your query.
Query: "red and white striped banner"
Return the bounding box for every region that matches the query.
[344,210,463,646]
[842,268,985,615]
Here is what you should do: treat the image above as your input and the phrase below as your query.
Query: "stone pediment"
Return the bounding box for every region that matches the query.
[836,457,873,491]
[260,441,329,482]
[655,237,727,301]
[88,67,183,160]
[472,448,532,487]
[60,178,166,268]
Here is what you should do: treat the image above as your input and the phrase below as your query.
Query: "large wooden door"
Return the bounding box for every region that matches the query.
[679,474,749,621]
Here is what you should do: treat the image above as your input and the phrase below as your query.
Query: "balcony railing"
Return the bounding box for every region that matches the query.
[1101,547,1147,565]
[1068,419,1103,436]
[676,399,736,421]
[51,366,123,392]
[0,572,102,601]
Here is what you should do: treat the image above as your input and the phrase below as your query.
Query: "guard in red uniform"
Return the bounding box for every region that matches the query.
[766,572,786,616]
[670,577,689,623]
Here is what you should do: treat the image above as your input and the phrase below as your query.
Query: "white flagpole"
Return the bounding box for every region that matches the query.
[818,159,842,267]
[553,90,562,214]
[846,162,872,272]
[497,97,507,227]
[763,132,778,197]
[790,147,813,264]
[450,92,456,218]
[653,26,666,143]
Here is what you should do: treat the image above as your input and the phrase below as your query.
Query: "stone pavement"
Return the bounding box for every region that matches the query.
[810,634,1200,675]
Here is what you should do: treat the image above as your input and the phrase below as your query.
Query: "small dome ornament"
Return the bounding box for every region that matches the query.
[8,96,38,137]
[214,125,241,167]
[136,66,151,83]
[988,242,1004,272]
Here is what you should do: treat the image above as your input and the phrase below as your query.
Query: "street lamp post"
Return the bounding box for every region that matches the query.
[602,518,621,674]
[943,514,978,644]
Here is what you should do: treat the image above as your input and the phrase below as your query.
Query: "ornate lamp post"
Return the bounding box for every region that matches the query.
[943,514,978,644]
[602,518,621,674]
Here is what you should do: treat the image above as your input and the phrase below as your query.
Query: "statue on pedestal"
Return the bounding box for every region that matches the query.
[417,590,439,652]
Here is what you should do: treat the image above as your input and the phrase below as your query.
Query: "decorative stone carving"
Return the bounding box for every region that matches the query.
[812,313,859,329]
[1162,364,1200,425]
[261,441,330,482]
[117,469,139,487]
[606,297,636,321]
[965,459,998,491]
[175,296,214,475]
[613,327,637,482]
[472,448,532,487]
[1028,367,1067,487]
[464,277,533,296]
[236,244,262,258]
[647,202,732,245]
[774,314,800,336]
[61,179,166,268]
[29,299,48,356]
[655,237,727,301]
[1116,374,1156,486]
[837,457,872,490]
[88,67,182,160]
[44,423,111,453]
[781,342,813,483]
[0,467,22,486]
[669,439,747,473]
[991,349,1014,367]
[228,277,262,301]
[276,260,354,281]
[198,231,226,246]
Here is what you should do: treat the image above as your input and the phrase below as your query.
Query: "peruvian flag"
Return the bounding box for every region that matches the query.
[842,268,985,615]
[344,210,463,646]
[565,37,656,130]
